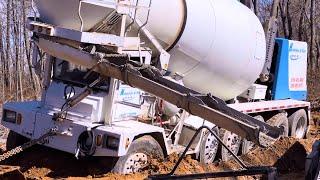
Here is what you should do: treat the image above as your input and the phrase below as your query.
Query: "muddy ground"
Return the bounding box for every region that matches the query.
[0,122,319,180]
[0,100,319,179]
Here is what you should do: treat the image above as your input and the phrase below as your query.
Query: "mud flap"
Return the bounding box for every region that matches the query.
[0,165,25,180]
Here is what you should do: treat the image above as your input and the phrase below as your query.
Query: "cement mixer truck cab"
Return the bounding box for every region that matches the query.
[1,0,310,174]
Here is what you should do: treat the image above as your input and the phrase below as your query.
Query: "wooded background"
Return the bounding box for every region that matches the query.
[0,0,319,102]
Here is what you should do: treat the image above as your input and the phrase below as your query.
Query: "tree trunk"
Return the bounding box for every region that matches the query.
[5,0,11,93]
[279,0,289,38]
[12,0,20,101]
[298,0,307,41]
[316,37,320,68]
[253,0,259,16]
[0,21,5,102]
[22,0,38,97]
[286,0,293,39]
[310,0,316,71]
[240,0,252,8]
[18,14,24,101]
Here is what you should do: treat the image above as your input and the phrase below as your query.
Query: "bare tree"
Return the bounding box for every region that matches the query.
[5,0,11,93]
[0,21,5,102]
[298,0,307,41]
[310,0,317,70]
[12,0,20,101]
[279,0,292,39]
[253,0,259,16]
[22,0,38,97]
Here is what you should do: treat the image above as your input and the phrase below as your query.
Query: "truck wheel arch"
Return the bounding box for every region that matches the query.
[133,132,168,157]
[113,135,164,174]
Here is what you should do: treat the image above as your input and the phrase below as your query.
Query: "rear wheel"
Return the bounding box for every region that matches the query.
[289,109,308,139]
[6,131,29,150]
[199,126,219,164]
[112,135,164,174]
[242,115,264,154]
[221,130,242,161]
[266,113,289,137]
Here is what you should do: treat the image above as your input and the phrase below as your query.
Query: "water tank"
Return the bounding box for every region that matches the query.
[35,0,266,100]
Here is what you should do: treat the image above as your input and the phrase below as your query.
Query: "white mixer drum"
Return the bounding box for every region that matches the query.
[35,0,266,100]
[138,0,266,100]
[165,0,266,100]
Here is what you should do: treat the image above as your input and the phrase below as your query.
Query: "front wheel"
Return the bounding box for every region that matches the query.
[112,135,164,174]
[6,131,29,150]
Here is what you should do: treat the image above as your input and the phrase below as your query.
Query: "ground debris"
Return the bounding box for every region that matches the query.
[0,165,25,180]
[0,125,318,179]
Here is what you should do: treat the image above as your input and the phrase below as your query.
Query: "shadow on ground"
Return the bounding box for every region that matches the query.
[2,145,116,178]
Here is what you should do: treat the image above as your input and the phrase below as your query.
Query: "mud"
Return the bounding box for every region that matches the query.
[225,137,313,172]
[0,135,316,180]
[0,123,318,180]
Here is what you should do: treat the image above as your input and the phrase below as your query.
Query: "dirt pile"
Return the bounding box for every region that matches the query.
[225,137,313,172]
[146,153,212,175]
[144,137,315,175]
[97,137,316,180]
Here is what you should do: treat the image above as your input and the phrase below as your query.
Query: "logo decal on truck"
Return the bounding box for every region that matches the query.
[290,54,301,61]
[289,43,307,53]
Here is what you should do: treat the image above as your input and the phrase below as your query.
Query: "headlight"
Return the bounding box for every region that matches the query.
[104,135,120,150]
[3,110,17,123]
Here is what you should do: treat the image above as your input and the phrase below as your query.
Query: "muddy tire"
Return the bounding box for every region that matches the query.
[199,126,219,164]
[112,135,164,174]
[289,109,308,139]
[221,130,242,161]
[242,115,264,154]
[6,131,28,151]
[267,113,289,137]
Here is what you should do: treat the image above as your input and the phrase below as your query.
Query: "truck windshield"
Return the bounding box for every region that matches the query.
[53,59,110,92]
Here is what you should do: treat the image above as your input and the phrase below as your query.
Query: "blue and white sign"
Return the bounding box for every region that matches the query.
[272,38,308,101]
[113,84,142,121]
[288,40,308,91]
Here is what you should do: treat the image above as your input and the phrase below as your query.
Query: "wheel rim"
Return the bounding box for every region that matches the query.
[295,117,306,138]
[203,132,219,164]
[222,132,241,161]
[123,153,148,174]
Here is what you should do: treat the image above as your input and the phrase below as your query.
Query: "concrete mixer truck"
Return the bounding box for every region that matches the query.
[0,0,310,177]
